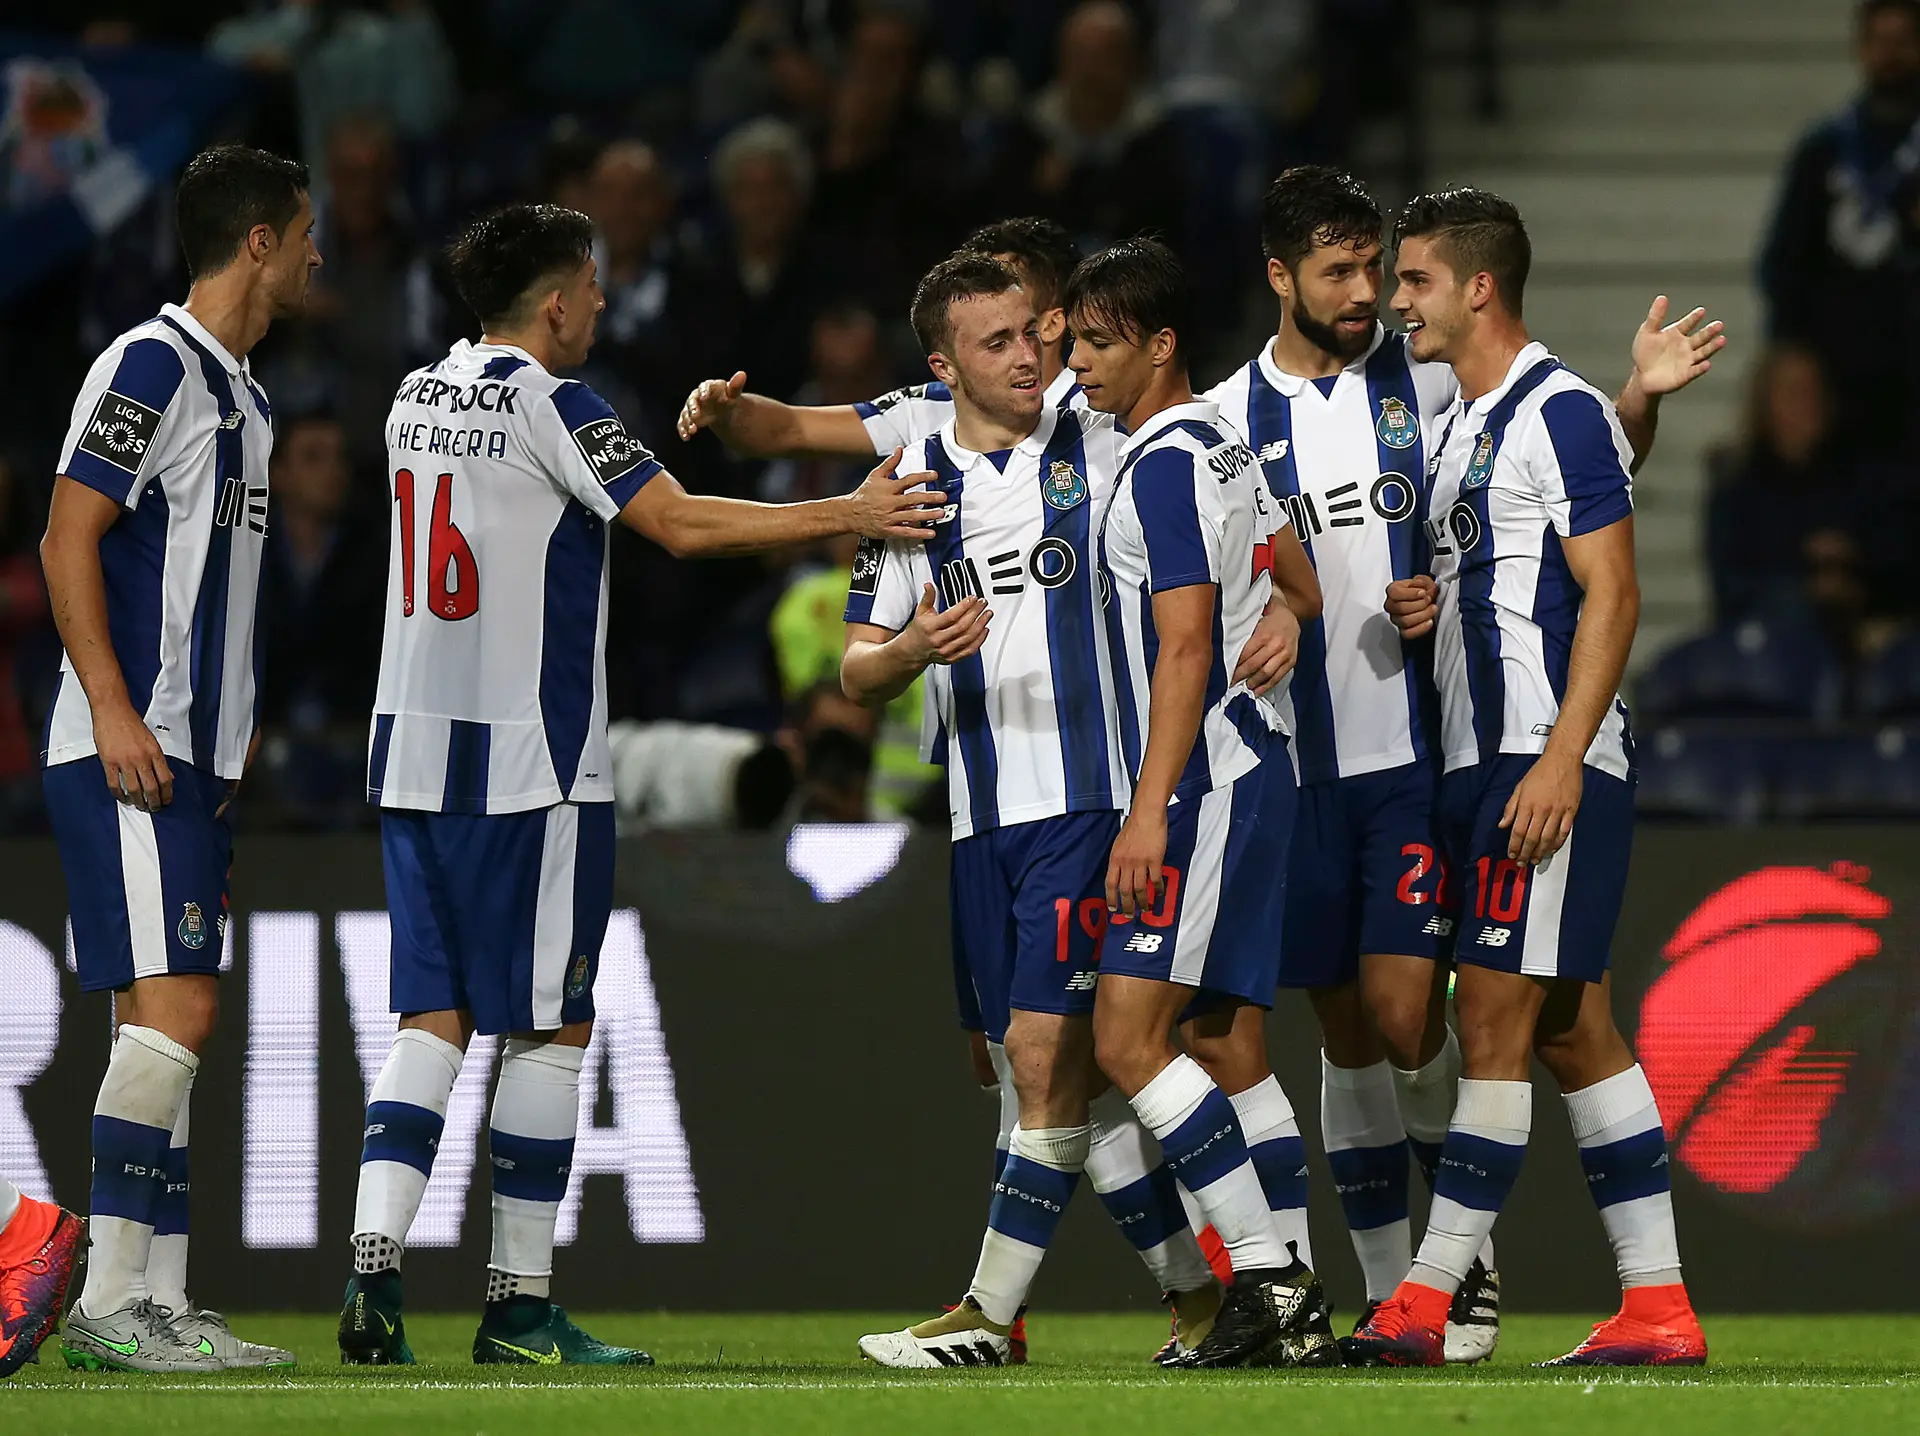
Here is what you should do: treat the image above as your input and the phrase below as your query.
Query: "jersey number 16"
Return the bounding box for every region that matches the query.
[394,468,479,621]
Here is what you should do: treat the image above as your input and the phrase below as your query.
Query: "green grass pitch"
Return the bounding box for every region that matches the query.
[3,1314,1915,1434]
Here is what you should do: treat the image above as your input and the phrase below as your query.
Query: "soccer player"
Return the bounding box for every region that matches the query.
[675,217,1086,460]
[1345,189,1707,1368]
[1065,239,1339,1367]
[1208,167,1724,1361]
[0,1179,83,1378]
[40,145,317,1373]
[845,253,1312,1370]
[336,203,944,1368]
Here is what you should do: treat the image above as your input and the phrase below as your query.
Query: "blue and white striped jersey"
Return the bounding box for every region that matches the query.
[1096,401,1289,805]
[46,304,274,781]
[842,403,1131,839]
[1424,341,1635,779]
[369,339,662,815]
[1204,327,1457,785]
[856,367,1083,454]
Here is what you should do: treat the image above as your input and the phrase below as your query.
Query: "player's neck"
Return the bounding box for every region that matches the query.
[1268,321,1345,381]
[952,399,1039,456]
[1451,317,1531,403]
[481,327,557,372]
[181,274,274,361]
[1123,369,1195,436]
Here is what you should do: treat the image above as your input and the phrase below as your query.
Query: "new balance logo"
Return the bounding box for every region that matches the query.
[1422,915,1456,937]
[1257,439,1290,462]
[1065,971,1099,992]
[1476,927,1512,948]
[1122,932,1164,954]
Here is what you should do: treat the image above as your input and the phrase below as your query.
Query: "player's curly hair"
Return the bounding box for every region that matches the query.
[959,217,1082,316]
[1393,187,1531,316]
[1260,166,1381,270]
[1062,236,1190,360]
[446,203,595,328]
[909,253,1024,356]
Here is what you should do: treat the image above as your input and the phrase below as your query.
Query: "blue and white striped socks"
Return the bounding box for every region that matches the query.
[1086,1088,1215,1295]
[1230,1075,1314,1269]
[79,1024,198,1316]
[487,1039,586,1303]
[353,1028,464,1272]
[1322,1057,1411,1301]
[147,1080,193,1314]
[1131,1055,1289,1273]
[968,1122,1088,1324]
[1408,1078,1530,1296]
[1566,1065,1682,1288]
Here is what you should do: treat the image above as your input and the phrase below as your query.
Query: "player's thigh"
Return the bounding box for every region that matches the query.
[1003,810,1118,1026]
[1278,773,1362,992]
[46,758,230,1005]
[1181,998,1274,1095]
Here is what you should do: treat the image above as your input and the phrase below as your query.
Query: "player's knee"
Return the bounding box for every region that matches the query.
[1532,1007,1632,1090]
[1369,988,1432,1071]
[1309,983,1378,1067]
[166,986,219,1054]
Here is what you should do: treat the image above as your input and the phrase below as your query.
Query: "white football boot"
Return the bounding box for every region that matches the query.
[859,1298,1011,1368]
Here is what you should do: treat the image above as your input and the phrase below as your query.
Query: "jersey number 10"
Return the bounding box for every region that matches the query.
[394,469,479,620]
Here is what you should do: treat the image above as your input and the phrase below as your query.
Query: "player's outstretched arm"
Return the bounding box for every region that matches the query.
[40,475,174,811]
[675,370,878,458]
[1499,516,1639,865]
[619,448,946,557]
[1109,584,1215,919]
[841,585,990,706]
[1613,295,1727,473]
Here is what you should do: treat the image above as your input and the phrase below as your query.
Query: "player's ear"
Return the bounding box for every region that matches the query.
[1267,257,1291,304]
[1151,328,1178,368]
[1037,307,1067,346]
[926,350,955,386]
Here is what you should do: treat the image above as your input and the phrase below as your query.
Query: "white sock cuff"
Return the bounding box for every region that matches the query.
[391,1028,465,1085]
[1453,1077,1532,1136]
[1564,1064,1661,1143]
[1130,1054,1213,1135]
[1322,1055,1396,1093]
[1008,1123,1091,1171]
[1086,1089,1156,1192]
[118,1024,201,1075]
[1088,1086,1137,1142]
[1392,1026,1460,1093]
[170,1079,192,1145]
[1227,1075,1298,1146]
[1321,1057,1405,1151]
[987,1040,1014,1090]
[500,1037,588,1080]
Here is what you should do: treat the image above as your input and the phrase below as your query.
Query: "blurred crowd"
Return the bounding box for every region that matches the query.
[1639,0,1920,821]
[0,0,1405,833]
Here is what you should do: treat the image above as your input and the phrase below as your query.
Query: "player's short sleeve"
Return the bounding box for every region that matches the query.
[855,382,954,454]
[1537,389,1634,537]
[842,535,918,631]
[59,337,186,507]
[547,380,664,516]
[1133,447,1223,593]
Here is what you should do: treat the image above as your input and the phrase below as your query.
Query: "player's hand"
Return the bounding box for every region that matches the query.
[1386,575,1439,639]
[1106,806,1169,919]
[1499,748,1583,864]
[1234,601,1301,696]
[901,583,990,667]
[845,448,948,541]
[94,704,173,811]
[1629,295,1726,398]
[676,370,748,440]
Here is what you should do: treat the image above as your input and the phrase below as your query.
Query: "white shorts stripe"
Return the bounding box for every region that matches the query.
[1519,833,1571,978]
[117,804,170,980]
[528,804,580,1028]
[1168,787,1232,987]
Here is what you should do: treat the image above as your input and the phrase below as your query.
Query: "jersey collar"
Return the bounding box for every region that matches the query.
[1254,322,1388,397]
[937,401,1058,472]
[1120,398,1222,459]
[1042,367,1079,407]
[1463,340,1554,418]
[160,303,244,377]
[459,338,548,376]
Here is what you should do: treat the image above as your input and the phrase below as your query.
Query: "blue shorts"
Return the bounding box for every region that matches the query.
[1100,743,1295,1011]
[1278,760,1447,989]
[949,809,1121,1043]
[44,757,232,993]
[1436,755,1634,983]
[382,800,615,1035]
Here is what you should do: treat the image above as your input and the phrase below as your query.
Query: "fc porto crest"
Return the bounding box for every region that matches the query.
[1375,396,1417,450]
[1043,459,1088,511]
[1462,431,1496,489]
[566,952,592,1000]
[178,902,208,951]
